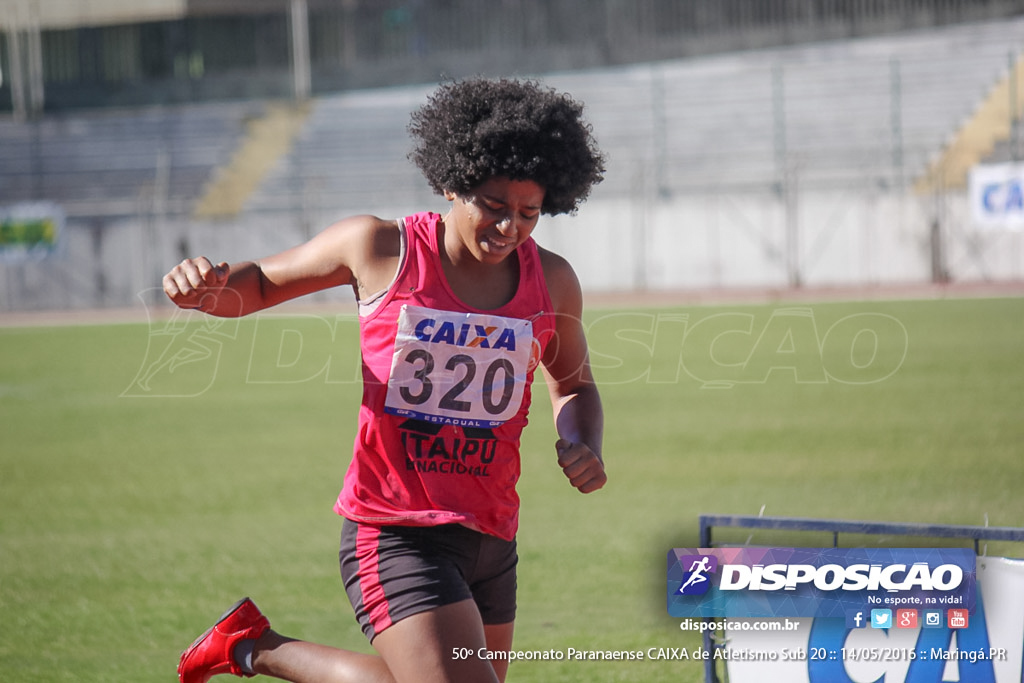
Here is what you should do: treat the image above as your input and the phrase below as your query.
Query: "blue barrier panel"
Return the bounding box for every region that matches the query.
[694,515,1024,683]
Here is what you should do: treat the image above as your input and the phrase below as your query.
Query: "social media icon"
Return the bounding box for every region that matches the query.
[923,610,944,627]
[948,609,969,629]
[896,609,918,628]
[846,610,867,629]
[871,609,892,629]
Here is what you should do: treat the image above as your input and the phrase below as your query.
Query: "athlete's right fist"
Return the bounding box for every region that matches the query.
[163,257,230,310]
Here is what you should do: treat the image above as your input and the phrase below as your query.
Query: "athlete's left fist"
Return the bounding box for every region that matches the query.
[555,439,606,494]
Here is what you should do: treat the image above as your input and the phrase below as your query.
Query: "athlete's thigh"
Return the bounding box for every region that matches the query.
[371,599,499,683]
[483,621,515,683]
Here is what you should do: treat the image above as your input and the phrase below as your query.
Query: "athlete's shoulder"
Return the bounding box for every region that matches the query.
[330,214,400,240]
[536,243,575,278]
[310,215,402,297]
[536,244,583,317]
[319,215,401,259]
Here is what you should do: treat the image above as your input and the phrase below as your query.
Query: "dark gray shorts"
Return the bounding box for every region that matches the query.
[339,519,518,641]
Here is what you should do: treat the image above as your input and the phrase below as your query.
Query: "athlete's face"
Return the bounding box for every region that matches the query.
[444,177,545,265]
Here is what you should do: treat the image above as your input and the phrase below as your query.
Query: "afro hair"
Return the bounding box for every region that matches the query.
[408,78,606,216]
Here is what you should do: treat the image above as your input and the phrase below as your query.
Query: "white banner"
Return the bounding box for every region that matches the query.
[969,164,1024,230]
[724,556,1024,683]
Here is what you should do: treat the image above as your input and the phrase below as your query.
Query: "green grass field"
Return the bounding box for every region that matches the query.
[2,296,1022,682]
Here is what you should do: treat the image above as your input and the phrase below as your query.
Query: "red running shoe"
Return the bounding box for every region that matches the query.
[178,598,271,683]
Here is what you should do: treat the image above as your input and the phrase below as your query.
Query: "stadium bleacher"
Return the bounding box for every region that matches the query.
[242,86,437,216]
[0,17,1019,221]
[0,15,1021,310]
[0,100,265,219]
[238,16,1024,217]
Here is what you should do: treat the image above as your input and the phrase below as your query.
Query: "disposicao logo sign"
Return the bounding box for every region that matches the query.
[667,547,976,618]
[676,554,719,595]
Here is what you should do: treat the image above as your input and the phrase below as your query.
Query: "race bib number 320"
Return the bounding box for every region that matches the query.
[384,305,535,428]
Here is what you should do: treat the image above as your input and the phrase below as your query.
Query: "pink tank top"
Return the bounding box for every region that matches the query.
[334,212,555,540]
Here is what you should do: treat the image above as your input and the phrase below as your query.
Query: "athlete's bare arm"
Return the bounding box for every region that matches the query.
[538,247,606,494]
[162,216,402,316]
